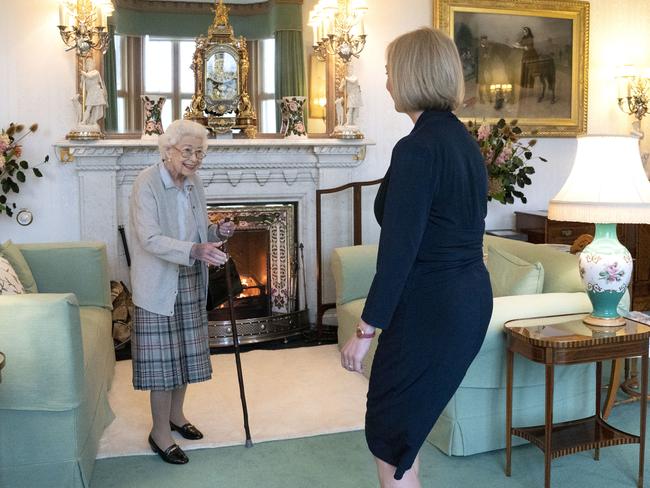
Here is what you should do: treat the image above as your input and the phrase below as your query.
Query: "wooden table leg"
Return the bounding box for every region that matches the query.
[595,361,602,460]
[603,358,623,420]
[506,348,514,477]
[639,353,647,488]
[545,362,554,488]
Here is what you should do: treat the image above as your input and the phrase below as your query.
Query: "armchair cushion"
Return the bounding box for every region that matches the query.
[331,244,378,305]
[18,242,111,309]
[1,240,37,293]
[486,245,544,297]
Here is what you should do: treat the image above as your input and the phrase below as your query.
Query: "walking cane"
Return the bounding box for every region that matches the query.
[222,240,253,448]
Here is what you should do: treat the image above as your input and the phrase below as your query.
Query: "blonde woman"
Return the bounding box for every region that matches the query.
[129,119,234,464]
[341,28,493,487]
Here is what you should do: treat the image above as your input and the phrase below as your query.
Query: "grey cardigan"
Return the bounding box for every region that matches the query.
[129,164,219,316]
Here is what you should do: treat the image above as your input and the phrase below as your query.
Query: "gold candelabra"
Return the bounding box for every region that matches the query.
[57,0,114,57]
[616,65,650,123]
[309,0,367,63]
[616,65,650,172]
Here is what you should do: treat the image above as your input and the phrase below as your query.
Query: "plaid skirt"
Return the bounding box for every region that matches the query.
[132,261,212,391]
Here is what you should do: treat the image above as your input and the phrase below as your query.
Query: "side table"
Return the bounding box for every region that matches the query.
[505,313,650,488]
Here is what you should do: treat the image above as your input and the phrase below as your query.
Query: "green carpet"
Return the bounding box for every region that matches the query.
[91,402,648,488]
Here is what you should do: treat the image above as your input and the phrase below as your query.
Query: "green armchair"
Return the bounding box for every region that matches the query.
[0,242,115,488]
[332,235,626,456]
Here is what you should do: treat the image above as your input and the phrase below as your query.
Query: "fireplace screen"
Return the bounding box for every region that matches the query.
[206,203,307,346]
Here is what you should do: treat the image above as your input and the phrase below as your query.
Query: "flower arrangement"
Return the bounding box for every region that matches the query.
[466,118,546,205]
[0,123,48,217]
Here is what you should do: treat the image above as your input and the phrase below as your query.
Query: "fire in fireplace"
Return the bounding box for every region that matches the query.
[206,203,308,346]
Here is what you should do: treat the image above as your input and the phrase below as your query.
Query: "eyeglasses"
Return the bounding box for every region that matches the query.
[175,146,207,160]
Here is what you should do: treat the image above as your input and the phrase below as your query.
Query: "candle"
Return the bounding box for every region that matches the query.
[359,19,365,36]
[312,25,317,46]
[59,3,65,25]
[323,18,330,38]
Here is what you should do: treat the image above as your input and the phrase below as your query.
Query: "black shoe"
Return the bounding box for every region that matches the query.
[170,421,204,440]
[148,435,189,464]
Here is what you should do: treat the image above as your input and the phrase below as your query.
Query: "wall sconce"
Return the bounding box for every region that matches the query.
[308,0,367,63]
[616,65,650,132]
[489,83,512,110]
[616,65,650,173]
[58,0,114,57]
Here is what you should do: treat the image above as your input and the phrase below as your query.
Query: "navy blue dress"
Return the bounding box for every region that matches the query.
[361,110,493,480]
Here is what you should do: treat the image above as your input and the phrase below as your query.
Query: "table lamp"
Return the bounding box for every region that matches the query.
[548,135,650,326]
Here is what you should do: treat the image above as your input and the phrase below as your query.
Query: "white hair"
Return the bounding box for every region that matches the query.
[158,119,208,160]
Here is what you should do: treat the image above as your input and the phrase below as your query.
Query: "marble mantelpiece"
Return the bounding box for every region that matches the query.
[54,138,373,321]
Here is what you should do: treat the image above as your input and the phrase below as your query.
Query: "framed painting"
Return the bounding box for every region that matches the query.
[434,0,589,137]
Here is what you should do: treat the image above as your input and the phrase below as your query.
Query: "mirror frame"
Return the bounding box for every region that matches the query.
[96,0,339,138]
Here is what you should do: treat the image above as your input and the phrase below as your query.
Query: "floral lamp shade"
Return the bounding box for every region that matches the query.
[548,135,650,326]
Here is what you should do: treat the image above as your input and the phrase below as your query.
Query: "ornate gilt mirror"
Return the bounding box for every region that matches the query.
[93,0,336,137]
[185,0,257,137]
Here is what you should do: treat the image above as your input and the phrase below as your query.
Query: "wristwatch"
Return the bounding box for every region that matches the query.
[356,324,376,339]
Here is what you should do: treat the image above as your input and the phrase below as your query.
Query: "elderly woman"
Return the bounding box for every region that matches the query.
[129,119,234,464]
[341,28,492,487]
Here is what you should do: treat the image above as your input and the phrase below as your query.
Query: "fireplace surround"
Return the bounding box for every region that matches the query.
[55,138,372,337]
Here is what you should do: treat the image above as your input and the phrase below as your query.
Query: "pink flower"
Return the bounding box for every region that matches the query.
[294,122,305,134]
[0,133,10,153]
[13,145,22,158]
[0,154,5,172]
[477,124,491,141]
[494,144,513,166]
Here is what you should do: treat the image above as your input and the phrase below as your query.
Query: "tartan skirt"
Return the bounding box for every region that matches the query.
[132,261,212,391]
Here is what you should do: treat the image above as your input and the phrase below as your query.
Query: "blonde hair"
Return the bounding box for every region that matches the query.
[386,27,464,113]
[158,119,208,160]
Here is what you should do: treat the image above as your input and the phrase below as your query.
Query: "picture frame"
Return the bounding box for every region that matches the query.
[434,0,589,137]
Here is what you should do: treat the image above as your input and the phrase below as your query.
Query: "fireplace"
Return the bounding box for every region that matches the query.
[58,138,371,333]
[206,203,308,346]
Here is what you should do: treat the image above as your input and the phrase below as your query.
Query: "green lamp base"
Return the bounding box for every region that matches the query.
[578,223,632,327]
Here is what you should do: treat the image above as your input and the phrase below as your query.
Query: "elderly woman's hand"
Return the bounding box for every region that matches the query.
[218,219,236,239]
[191,242,228,267]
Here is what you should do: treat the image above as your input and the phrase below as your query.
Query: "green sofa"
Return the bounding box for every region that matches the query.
[332,235,627,456]
[0,242,115,487]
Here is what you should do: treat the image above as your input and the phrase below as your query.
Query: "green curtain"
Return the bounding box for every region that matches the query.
[274,30,306,129]
[103,25,118,132]
[112,3,303,39]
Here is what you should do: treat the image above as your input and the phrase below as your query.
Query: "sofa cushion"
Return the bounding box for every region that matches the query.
[487,245,544,297]
[0,255,25,295]
[483,235,583,293]
[1,240,38,293]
